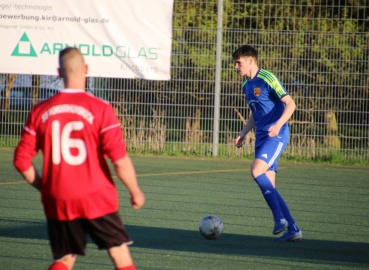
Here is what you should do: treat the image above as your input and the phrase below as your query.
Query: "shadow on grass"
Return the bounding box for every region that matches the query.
[1,219,368,266]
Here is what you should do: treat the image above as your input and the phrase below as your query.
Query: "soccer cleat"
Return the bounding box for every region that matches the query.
[273,218,288,235]
[273,229,302,242]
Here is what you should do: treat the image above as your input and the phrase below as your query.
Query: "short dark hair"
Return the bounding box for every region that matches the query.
[58,47,85,79]
[232,45,258,61]
[58,47,83,68]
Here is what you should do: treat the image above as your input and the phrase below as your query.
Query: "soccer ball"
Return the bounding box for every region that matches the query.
[199,214,224,239]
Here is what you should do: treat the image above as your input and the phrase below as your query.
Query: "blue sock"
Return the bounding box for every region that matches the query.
[275,190,300,232]
[254,173,284,222]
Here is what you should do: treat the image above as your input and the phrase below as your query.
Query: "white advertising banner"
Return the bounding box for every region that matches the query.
[0,0,174,80]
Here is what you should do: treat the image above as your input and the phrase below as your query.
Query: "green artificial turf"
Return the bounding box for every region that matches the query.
[0,149,368,269]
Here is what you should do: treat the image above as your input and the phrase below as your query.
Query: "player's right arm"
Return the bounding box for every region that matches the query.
[113,156,145,210]
[13,111,41,191]
[17,165,42,191]
[235,114,255,148]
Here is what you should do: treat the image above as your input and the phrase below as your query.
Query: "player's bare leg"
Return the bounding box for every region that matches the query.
[251,158,269,178]
[108,243,136,270]
[48,254,76,270]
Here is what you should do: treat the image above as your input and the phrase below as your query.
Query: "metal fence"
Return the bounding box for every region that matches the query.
[1,0,368,162]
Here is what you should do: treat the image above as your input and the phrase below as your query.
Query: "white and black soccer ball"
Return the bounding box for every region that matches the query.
[199,214,224,239]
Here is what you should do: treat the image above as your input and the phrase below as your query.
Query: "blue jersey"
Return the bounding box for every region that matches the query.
[242,68,289,145]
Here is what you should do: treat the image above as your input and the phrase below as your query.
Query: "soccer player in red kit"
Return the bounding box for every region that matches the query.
[13,47,145,270]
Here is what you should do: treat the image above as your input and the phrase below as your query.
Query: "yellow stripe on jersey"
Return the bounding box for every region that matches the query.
[257,69,287,98]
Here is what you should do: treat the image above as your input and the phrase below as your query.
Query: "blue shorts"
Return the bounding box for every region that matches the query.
[255,136,287,172]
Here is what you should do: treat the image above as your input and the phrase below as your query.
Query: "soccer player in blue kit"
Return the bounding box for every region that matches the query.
[233,45,302,242]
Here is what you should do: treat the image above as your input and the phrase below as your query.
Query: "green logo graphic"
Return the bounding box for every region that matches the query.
[11,32,37,57]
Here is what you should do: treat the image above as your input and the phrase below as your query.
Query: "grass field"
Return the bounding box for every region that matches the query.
[0,148,368,270]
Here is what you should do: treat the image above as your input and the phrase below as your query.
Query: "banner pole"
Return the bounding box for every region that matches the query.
[212,0,223,156]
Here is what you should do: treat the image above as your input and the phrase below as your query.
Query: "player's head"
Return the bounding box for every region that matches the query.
[232,45,258,78]
[58,47,88,87]
[232,45,258,61]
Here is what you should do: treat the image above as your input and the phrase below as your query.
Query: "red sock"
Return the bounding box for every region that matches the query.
[116,265,136,270]
[48,262,68,270]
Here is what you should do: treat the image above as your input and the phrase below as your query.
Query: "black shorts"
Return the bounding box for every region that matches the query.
[47,211,133,260]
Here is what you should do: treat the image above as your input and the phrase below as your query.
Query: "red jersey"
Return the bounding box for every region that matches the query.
[14,89,126,221]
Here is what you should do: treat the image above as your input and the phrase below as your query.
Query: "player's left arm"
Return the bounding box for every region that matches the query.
[100,104,145,210]
[268,95,296,137]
